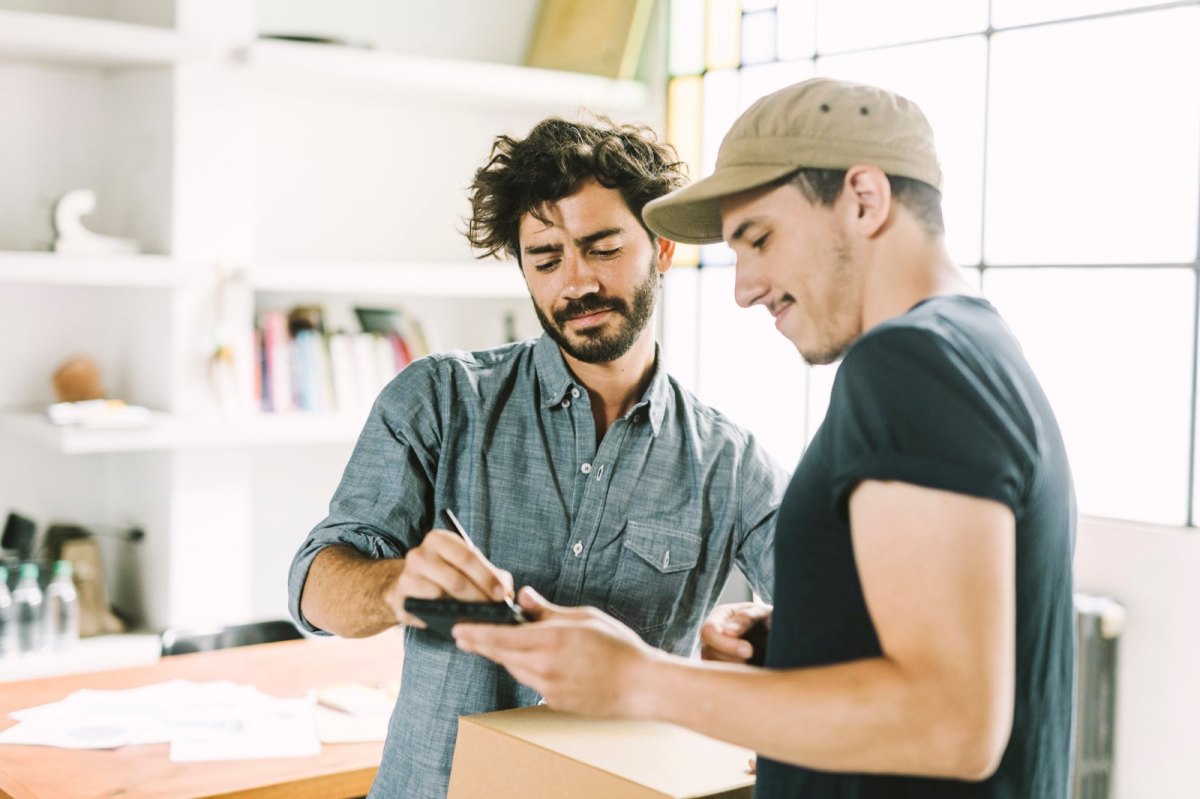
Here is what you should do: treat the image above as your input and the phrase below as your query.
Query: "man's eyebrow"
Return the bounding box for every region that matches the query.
[523,242,562,257]
[575,227,623,247]
[524,227,624,257]
[728,219,754,243]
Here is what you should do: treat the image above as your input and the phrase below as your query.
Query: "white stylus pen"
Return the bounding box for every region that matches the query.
[444,508,477,550]
[445,508,519,607]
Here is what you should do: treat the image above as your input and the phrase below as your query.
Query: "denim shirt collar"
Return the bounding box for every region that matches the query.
[533,334,669,436]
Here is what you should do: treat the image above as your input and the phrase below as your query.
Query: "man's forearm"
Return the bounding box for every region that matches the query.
[299,544,406,637]
[633,653,1008,781]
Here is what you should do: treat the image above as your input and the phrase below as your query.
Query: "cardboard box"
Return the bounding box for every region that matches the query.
[448,705,755,799]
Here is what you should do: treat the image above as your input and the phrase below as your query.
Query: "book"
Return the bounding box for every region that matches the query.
[259,310,294,413]
[525,0,654,79]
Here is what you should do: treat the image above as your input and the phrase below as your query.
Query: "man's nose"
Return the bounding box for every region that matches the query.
[733,258,766,309]
[562,251,601,298]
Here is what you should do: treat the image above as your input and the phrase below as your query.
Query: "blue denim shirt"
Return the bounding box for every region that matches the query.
[288,335,786,799]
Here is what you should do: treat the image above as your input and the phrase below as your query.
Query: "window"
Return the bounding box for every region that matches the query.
[663,0,1200,526]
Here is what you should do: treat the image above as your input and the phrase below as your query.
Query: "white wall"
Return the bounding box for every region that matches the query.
[1074,516,1200,799]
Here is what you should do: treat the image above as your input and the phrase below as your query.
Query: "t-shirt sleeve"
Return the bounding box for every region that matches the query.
[827,326,1034,521]
[286,358,444,633]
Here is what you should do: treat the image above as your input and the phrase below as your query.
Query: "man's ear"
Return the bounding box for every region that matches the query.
[842,165,892,238]
[656,235,676,275]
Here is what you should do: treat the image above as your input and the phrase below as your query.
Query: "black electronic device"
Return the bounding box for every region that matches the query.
[404,597,527,640]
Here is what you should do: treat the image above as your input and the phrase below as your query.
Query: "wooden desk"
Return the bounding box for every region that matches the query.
[0,632,405,799]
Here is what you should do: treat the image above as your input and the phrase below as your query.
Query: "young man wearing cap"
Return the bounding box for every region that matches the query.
[456,78,1076,798]
[288,117,788,799]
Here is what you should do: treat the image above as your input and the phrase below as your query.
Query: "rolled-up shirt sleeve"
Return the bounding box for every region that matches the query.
[287,360,444,634]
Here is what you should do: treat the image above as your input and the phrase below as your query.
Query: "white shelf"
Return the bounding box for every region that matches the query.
[0,10,206,66]
[250,260,529,299]
[246,38,650,111]
[0,412,365,454]
[0,252,207,289]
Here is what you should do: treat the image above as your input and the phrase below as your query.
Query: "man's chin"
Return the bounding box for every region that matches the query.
[561,333,636,364]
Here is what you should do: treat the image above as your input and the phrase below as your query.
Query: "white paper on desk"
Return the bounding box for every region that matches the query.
[313,704,390,744]
[1,680,195,748]
[13,679,194,724]
[2,680,320,759]
[169,695,320,761]
[0,715,135,749]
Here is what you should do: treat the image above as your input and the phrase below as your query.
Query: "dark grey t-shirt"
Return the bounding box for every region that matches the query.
[757,295,1075,798]
[288,334,787,799]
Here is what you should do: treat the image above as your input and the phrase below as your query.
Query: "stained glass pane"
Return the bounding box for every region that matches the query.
[739,59,815,113]
[992,0,1168,28]
[661,267,699,388]
[669,0,706,76]
[700,70,745,265]
[985,7,1200,264]
[701,69,740,177]
[962,266,982,290]
[667,76,704,267]
[984,268,1194,526]
[741,10,778,65]
[818,35,987,266]
[815,0,987,53]
[777,0,816,59]
[706,0,741,70]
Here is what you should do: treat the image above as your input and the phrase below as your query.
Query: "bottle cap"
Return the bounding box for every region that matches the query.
[18,562,38,580]
[53,560,73,579]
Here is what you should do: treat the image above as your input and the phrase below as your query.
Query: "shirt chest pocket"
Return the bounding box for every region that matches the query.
[606,521,702,640]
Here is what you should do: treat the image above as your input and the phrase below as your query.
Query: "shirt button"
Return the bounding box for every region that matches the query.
[561,399,571,408]
[633,413,642,423]
[572,541,583,556]
[581,463,592,474]
[571,388,581,399]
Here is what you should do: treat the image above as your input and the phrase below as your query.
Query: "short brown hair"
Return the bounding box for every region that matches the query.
[788,168,945,237]
[467,117,687,263]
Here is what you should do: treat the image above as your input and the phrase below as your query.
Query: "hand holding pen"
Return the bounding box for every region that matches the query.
[388,508,514,628]
[446,509,519,607]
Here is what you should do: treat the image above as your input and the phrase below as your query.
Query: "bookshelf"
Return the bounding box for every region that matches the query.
[0,411,366,454]
[0,1,664,634]
[0,9,203,66]
[248,37,650,110]
[0,253,205,289]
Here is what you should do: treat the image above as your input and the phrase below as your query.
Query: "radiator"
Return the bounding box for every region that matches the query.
[1073,592,1125,799]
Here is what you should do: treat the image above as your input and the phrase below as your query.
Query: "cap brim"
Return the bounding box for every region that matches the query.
[643,162,800,245]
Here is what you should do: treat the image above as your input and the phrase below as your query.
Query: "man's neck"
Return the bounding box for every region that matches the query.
[560,331,658,442]
[860,225,975,333]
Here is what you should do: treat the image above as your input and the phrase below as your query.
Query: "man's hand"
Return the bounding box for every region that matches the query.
[700,601,772,664]
[388,529,514,628]
[453,587,660,718]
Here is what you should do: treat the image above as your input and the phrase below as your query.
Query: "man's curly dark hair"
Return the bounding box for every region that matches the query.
[466,117,687,263]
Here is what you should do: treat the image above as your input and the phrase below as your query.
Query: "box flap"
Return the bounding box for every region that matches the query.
[463,706,754,798]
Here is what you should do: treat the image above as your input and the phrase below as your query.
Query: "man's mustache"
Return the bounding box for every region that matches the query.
[553,295,626,325]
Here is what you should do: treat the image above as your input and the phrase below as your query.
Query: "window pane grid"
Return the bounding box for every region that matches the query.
[664,0,1200,527]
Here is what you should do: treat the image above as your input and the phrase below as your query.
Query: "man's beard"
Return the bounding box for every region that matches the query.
[801,232,858,366]
[534,258,660,364]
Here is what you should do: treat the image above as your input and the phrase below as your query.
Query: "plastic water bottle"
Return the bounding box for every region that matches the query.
[0,565,17,659]
[13,562,43,654]
[44,560,80,651]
